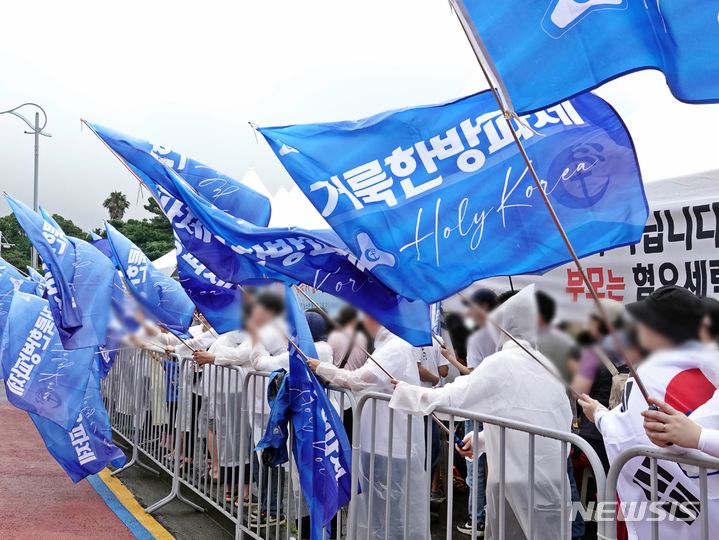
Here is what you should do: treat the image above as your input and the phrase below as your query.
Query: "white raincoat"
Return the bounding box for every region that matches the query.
[390,285,572,540]
[594,341,719,540]
[315,327,428,540]
[212,321,287,451]
[199,330,248,468]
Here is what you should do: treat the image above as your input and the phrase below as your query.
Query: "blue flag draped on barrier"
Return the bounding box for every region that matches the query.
[169,173,433,346]
[84,122,273,321]
[451,0,719,115]
[1,292,95,430]
[259,91,648,304]
[104,222,194,337]
[285,286,352,539]
[6,196,114,349]
[29,361,126,483]
[175,237,242,334]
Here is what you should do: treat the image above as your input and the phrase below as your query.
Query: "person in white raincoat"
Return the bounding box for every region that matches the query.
[310,316,428,540]
[390,285,572,540]
[579,286,719,540]
[197,329,248,485]
[173,321,216,463]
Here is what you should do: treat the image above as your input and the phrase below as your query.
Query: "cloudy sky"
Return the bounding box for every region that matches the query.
[1,0,718,232]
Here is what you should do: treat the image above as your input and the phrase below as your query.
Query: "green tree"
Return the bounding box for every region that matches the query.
[105,197,174,261]
[103,191,130,220]
[0,213,89,270]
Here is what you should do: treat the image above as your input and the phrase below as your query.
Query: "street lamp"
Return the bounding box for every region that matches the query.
[0,103,51,268]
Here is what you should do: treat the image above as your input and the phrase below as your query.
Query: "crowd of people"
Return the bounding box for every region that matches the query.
[123,283,719,540]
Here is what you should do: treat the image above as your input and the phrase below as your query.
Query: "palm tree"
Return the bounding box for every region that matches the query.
[103,191,130,220]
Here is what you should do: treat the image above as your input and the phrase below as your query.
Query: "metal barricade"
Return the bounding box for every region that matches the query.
[347,392,609,540]
[235,370,357,540]
[604,445,719,540]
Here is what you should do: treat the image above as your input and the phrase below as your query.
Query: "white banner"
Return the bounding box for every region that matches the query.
[453,171,719,322]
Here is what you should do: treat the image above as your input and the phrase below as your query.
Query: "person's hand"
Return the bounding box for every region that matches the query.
[307,358,321,371]
[642,397,702,449]
[193,350,215,366]
[390,379,400,387]
[164,345,176,355]
[578,393,606,424]
[456,433,474,458]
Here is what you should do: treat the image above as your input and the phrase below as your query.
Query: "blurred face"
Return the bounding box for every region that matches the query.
[636,323,674,353]
[465,303,488,327]
[588,317,603,340]
[363,315,381,338]
[700,316,713,344]
[249,304,274,329]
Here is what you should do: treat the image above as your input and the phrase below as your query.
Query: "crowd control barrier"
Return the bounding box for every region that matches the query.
[604,445,719,540]
[103,349,656,540]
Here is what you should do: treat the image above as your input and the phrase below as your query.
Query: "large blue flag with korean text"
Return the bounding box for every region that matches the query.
[175,236,242,333]
[29,362,126,483]
[169,173,432,346]
[259,91,648,303]
[6,196,114,349]
[1,292,95,430]
[84,122,275,322]
[104,222,194,337]
[285,286,352,540]
[452,0,719,114]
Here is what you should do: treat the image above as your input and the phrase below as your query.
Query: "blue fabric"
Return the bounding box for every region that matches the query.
[29,363,126,483]
[1,292,95,430]
[0,257,39,333]
[26,266,47,298]
[169,171,432,346]
[86,123,271,321]
[259,91,648,304]
[255,369,291,467]
[104,222,194,337]
[285,286,352,539]
[175,236,242,334]
[6,196,114,349]
[86,122,271,225]
[454,0,719,115]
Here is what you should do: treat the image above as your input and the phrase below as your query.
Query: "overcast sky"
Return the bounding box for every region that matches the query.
[1,0,718,232]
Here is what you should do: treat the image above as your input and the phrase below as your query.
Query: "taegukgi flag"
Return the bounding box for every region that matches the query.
[1,292,95,430]
[450,0,719,114]
[259,90,647,304]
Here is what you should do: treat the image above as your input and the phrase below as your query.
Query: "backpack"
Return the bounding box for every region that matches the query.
[593,346,629,409]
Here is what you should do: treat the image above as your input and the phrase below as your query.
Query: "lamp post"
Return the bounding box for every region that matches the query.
[0,103,51,268]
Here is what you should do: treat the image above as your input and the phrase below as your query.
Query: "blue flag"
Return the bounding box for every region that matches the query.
[104,222,194,337]
[6,196,115,349]
[169,173,432,346]
[85,122,272,225]
[1,292,95,430]
[285,286,352,539]
[29,363,126,483]
[0,258,39,333]
[84,122,276,302]
[26,265,47,297]
[259,91,647,303]
[175,237,242,334]
[452,0,719,114]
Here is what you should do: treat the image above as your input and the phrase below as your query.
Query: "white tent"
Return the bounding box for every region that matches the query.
[152,249,177,276]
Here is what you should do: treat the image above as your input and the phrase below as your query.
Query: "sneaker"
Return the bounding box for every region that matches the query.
[250,511,286,527]
[456,519,485,537]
